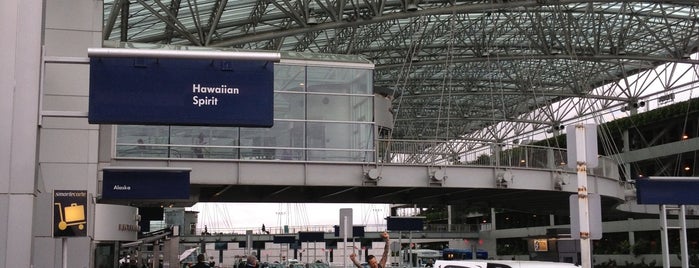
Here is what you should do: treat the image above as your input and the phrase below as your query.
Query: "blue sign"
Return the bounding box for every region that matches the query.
[102,169,190,199]
[636,178,699,205]
[273,235,296,244]
[333,225,365,237]
[299,231,325,242]
[89,57,274,127]
[386,217,424,231]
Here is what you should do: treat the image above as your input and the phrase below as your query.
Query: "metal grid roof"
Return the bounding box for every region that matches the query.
[103,0,699,143]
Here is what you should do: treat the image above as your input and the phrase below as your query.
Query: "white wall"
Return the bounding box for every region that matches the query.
[1,0,44,266]
[33,0,103,266]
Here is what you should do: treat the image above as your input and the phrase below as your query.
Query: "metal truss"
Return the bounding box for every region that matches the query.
[103,0,699,154]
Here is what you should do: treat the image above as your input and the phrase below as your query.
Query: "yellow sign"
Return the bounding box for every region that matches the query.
[55,203,86,231]
[53,190,88,237]
[533,239,549,252]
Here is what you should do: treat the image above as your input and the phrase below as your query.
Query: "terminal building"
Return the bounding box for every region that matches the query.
[3,1,699,268]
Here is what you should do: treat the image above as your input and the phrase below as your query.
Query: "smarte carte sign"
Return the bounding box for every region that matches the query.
[53,190,88,237]
[88,56,274,127]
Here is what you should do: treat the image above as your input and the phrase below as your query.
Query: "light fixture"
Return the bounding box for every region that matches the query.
[306,16,318,25]
[306,8,318,25]
[631,101,646,108]
[682,134,689,140]
[404,0,418,11]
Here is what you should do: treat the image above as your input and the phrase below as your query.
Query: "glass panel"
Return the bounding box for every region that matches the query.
[94,243,116,268]
[306,122,374,162]
[114,62,375,163]
[116,125,170,144]
[275,92,305,119]
[307,66,372,94]
[170,126,239,159]
[239,121,305,160]
[275,64,306,92]
[116,125,171,158]
[306,95,372,122]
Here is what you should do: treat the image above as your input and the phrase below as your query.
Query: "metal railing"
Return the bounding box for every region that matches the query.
[180,223,482,237]
[377,139,620,179]
[115,137,619,179]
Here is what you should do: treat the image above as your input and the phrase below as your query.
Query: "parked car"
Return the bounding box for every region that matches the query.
[433,260,580,268]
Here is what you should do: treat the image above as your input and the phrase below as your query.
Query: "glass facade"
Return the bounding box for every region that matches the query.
[115,61,375,163]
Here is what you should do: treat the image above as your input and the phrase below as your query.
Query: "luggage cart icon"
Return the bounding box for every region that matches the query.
[54,203,86,231]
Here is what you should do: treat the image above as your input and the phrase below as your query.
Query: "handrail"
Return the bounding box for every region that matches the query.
[115,137,619,179]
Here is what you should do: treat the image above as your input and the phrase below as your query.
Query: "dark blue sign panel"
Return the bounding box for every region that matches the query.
[386,217,424,231]
[53,190,88,237]
[333,225,365,237]
[273,235,296,244]
[102,169,190,199]
[636,179,699,205]
[299,231,325,242]
[89,57,274,127]
[215,242,229,250]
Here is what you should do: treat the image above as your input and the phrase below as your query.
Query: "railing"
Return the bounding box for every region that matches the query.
[116,143,375,163]
[182,223,482,236]
[115,136,619,179]
[377,139,620,179]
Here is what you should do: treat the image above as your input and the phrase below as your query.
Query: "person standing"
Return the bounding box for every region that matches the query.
[350,232,390,268]
[246,255,259,268]
[191,254,210,268]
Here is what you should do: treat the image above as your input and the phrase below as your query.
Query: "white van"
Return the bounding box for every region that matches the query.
[433,260,580,268]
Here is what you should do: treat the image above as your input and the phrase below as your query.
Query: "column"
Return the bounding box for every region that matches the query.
[0,0,43,267]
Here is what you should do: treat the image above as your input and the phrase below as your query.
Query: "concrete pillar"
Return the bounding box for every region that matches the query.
[0,0,43,266]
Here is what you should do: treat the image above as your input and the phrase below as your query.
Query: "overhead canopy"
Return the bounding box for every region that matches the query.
[102,0,699,143]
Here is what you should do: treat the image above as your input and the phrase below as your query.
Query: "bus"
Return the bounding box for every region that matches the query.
[441,248,488,260]
[403,249,441,267]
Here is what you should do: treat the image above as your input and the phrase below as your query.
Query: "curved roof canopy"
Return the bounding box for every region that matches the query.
[103,0,699,142]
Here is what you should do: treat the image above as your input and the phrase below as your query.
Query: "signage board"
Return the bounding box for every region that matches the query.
[93,203,139,241]
[102,168,190,199]
[53,190,88,237]
[299,231,325,242]
[636,178,699,204]
[89,56,274,127]
[386,216,424,231]
[339,208,353,237]
[333,226,365,237]
[533,239,549,252]
[570,193,603,240]
[273,235,296,244]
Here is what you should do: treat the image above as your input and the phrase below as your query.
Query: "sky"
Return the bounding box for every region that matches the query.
[188,203,392,233]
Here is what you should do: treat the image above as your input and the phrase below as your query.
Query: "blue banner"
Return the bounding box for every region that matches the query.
[89,57,274,127]
[636,179,699,205]
[386,217,424,231]
[102,169,190,199]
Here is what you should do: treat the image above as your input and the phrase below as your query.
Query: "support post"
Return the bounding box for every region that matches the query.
[660,205,670,268]
[679,205,689,268]
[343,216,348,268]
[574,124,592,268]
